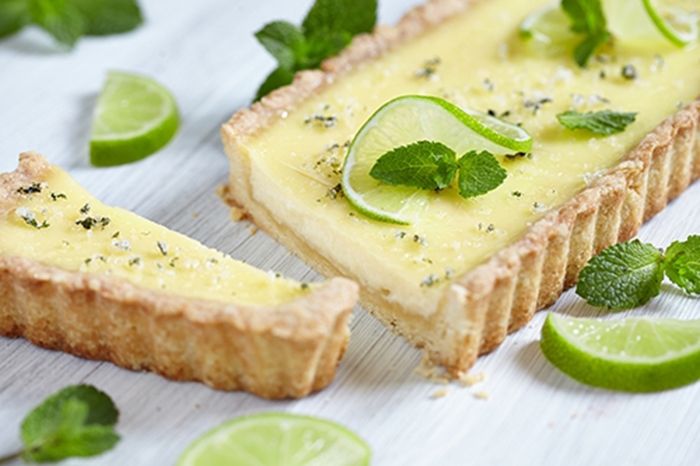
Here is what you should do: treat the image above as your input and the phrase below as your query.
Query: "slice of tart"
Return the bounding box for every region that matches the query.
[0,153,358,399]
[222,0,700,376]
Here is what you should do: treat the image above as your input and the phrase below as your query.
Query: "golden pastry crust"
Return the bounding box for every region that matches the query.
[222,0,700,376]
[0,152,358,399]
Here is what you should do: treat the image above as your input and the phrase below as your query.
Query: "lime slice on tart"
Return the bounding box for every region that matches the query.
[176,413,371,466]
[541,313,700,392]
[604,0,698,48]
[90,71,179,167]
[643,0,699,46]
[341,95,532,224]
[519,2,579,51]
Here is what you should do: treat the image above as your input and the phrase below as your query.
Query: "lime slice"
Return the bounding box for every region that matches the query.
[605,0,698,48]
[176,413,371,466]
[643,0,699,46]
[519,2,579,51]
[90,71,179,167]
[541,312,700,392]
[341,95,532,224]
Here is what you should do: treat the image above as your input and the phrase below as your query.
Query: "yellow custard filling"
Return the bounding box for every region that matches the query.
[238,0,700,316]
[0,165,309,306]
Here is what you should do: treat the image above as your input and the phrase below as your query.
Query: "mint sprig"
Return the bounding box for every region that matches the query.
[577,235,700,309]
[0,385,120,464]
[0,0,142,48]
[557,110,637,135]
[369,141,457,190]
[560,0,610,67]
[369,141,506,199]
[665,236,700,294]
[254,0,377,101]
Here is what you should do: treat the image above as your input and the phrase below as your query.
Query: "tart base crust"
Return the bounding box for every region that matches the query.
[222,0,700,376]
[0,153,359,399]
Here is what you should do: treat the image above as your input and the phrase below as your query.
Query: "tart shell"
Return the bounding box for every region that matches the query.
[0,152,358,399]
[222,0,700,376]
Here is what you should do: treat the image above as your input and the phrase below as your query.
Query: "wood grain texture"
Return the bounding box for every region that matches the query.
[0,0,699,465]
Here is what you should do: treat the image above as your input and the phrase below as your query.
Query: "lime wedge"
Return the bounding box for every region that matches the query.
[541,313,700,392]
[176,413,371,466]
[605,0,698,48]
[90,71,179,167]
[519,2,579,51]
[341,95,531,224]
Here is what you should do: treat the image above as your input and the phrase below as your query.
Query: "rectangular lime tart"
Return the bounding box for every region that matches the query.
[0,153,358,398]
[223,0,700,375]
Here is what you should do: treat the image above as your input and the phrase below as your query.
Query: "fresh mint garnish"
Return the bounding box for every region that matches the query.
[557,110,637,135]
[457,150,508,199]
[254,0,377,101]
[369,141,457,190]
[0,0,142,48]
[576,239,664,309]
[561,0,610,67]
[0,385,120,464]
[664,235,700,294]
[369,141,506,199]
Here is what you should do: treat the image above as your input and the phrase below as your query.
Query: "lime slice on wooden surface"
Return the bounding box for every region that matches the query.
[541,313,700,392]
[341,95,531,224]
[90,71,179,167]
[176,413,371,466]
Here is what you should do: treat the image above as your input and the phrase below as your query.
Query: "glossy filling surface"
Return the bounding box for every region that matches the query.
[239,0,700,315]
[0,166,309,306]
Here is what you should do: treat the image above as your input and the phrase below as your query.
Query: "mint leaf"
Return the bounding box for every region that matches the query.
[573,31,609,68]
[0,0,30,38]
[255,21,306,71]
[302,0,377,39]
[557,110,637,135]
[71,0,143,36]
[456,150,507,198]
[576,239,664,309]
[30,0,85,47]
[21,385,120,462]
[664,235,700,294]
[561,0,609,67]
[369,141,457,190]
[254,0,377,100]
[255,66,296,101]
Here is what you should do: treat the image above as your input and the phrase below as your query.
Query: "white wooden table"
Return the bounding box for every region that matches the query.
[1,1,700,464]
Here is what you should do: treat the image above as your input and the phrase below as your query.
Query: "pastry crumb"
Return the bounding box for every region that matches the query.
[215,184,228,199]
[250,225,258,235]
[387,365,396,372]
[191,212,199,218]
[458,371,486,387]
[474,390,490,400]
[571,412,579,419]
[413,353,449,384]
[431,388,450,399]
[230,206,245,222]
[549,422,556,428]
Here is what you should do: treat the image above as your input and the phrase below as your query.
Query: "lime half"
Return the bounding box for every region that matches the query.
[90,71,179,167]
[341,95,531,224]
[605,0,698,48]
[541,313,700,392]
[176,413,371,466]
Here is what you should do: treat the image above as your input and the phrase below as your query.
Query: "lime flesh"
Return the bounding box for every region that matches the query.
[541,313,700,392]
[176,413,371,466]
[341,95,532,224]
[90,71,179,167]
[519,1,579,53]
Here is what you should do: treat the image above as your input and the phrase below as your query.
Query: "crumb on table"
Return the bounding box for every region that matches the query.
[431,388,450,399]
